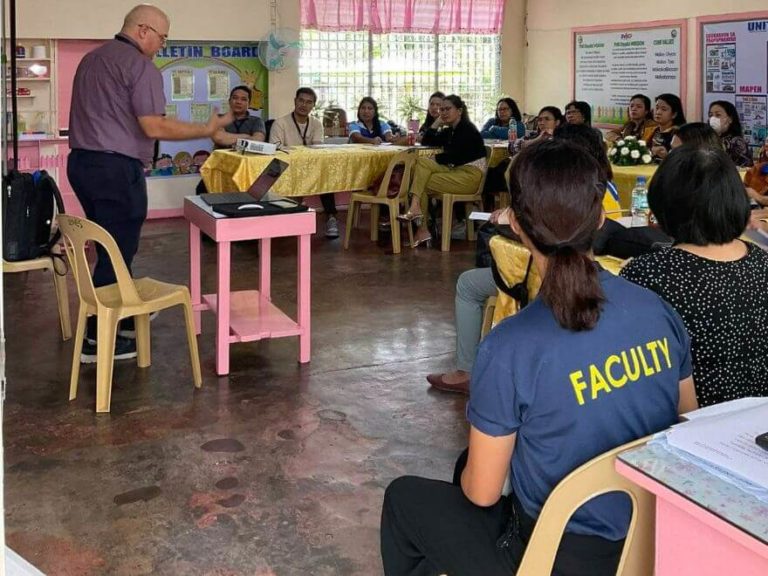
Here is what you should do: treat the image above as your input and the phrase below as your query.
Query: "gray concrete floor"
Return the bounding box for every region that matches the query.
[3,213,475,576]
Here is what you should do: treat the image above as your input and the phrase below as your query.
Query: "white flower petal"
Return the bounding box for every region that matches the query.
[641,154,652,164]
[630,150,640,159]
[620,147,630,156]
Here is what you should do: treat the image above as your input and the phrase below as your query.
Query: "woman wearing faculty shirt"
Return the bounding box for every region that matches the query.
[382,140,697,576]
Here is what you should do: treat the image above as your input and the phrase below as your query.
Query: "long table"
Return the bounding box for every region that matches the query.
[201,144,431,197]
[612,164,748,210]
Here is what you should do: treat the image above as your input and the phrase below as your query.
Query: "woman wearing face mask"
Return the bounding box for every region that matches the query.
[648,94,686,161]
[480,98,525,140]
[708,100,753,168]
[605,94,657,144]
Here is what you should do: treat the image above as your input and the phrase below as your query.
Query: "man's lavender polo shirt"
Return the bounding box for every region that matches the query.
[69,34,165,163]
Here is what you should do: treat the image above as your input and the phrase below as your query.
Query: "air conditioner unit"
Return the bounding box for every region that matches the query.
[235,138,277,155]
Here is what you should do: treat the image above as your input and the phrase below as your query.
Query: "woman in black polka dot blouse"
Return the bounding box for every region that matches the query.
[621,146,768,407]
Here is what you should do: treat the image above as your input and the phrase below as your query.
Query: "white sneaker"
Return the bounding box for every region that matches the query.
[325,216,339,239]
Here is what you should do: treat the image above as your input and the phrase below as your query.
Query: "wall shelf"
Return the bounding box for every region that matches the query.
[5,39,57,138]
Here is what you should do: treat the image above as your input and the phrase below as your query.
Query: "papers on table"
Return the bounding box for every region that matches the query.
[652,398,768,500]
[469,211,491,221]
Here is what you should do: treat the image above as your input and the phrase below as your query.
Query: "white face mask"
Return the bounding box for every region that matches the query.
[709,116,722,133]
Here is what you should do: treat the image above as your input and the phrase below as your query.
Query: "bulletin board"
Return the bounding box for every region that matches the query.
[149,41,268,177]
[572,20,686,127]
[699,12,768,151]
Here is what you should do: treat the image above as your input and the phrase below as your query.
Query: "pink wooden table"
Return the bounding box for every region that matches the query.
[616,442,768,576]
[184,197,316,375]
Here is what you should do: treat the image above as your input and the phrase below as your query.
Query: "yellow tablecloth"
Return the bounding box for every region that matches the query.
[612,164,658,210]
[201,144,431,197]
[613,164,748,210]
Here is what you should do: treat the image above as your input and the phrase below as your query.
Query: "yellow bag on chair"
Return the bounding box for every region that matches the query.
[488,236,628,328]
[489,236,542,326]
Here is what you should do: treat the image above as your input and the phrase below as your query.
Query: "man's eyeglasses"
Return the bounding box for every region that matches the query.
[139,23,168,45]
[296,97,315,106]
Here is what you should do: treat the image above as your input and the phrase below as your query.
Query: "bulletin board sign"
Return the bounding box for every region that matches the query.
[699,13,768,151]
[148,41,268,178]
[572,20,686,127]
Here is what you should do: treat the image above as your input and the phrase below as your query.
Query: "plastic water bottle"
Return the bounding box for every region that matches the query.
[332,113,340,138]
[508,118,518,142]
[630,176,649,227]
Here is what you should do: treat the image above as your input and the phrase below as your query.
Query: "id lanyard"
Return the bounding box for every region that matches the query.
[292,113,309,145]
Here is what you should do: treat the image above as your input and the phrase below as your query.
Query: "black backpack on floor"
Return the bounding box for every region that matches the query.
[2,169,65,261]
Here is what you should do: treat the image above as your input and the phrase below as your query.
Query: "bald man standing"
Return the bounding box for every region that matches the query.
[68,4,232,362]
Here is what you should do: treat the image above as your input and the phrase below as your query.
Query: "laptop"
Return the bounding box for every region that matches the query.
[200,158,291,206]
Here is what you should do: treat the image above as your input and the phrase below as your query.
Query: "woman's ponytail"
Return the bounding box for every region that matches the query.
[509,140,606,331]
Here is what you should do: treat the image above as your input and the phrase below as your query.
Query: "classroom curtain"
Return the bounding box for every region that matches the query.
[301,0,506,34]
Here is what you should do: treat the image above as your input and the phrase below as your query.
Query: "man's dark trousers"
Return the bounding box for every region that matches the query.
[67,149,148,338]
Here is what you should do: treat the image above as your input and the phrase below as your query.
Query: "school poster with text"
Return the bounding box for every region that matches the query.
[702,16,768,150]
[149,42,268,178]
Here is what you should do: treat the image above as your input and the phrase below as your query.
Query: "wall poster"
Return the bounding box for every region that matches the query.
[573,23,684,126]
[701,15,768,152]
[148,42,268,178]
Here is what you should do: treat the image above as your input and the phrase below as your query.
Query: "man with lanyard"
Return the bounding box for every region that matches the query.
[212,85,265,148]
[269,87,340,239]
[67,3,232,363]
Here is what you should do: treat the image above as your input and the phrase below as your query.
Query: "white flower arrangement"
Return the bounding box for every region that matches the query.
[610,135,652,166]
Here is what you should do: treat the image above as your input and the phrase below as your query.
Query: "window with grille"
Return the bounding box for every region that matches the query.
[299,29,501,130]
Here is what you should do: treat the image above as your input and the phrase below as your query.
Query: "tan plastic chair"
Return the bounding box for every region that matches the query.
[489,235,627,326]
[344,150,416,254]
[429,145,492,252]
[58,214,202,413]
[3,245,72,340]
[480,295,496,339]
[516,436,655,576]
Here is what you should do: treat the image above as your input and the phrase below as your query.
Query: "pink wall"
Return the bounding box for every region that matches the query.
[57,39,104,133]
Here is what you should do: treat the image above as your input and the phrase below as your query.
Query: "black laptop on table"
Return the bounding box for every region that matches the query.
[200,158,307,216]
[200,157,287,205]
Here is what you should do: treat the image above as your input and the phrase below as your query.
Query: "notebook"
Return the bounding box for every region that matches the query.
[200,158,290,206]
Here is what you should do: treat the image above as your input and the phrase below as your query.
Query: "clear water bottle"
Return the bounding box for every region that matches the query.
[332,113,340,137]
[508,118,518,142]
[630,176,649,227]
